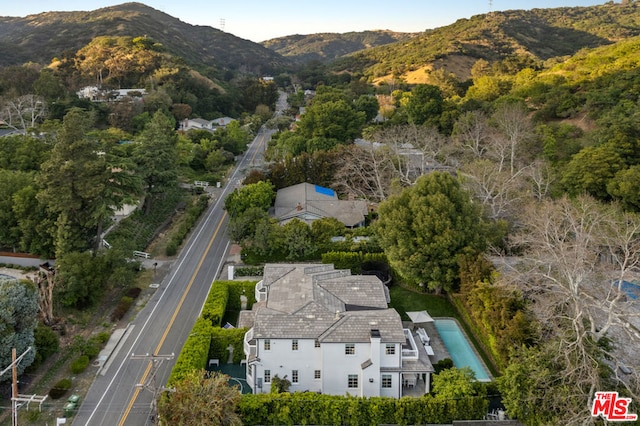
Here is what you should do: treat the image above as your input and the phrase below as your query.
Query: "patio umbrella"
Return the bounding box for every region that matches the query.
[407,310,434,324]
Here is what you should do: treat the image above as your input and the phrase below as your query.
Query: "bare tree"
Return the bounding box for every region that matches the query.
[0,94,47,130]
[491,103,535,175]
[333,142,394,202]
[502,196,640,423]
[452,110,492,160]
[459,159,528,220]
[371,124,451,186]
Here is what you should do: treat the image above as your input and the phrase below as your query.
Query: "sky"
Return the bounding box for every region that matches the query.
[2,1,610,42]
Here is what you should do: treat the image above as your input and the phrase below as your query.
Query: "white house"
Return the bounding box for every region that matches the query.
[240,264,434,397]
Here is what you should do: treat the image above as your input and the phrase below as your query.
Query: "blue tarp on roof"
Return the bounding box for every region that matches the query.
[314,185,335,197]
[614,281,639,300]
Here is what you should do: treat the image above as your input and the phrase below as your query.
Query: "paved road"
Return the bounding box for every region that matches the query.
[72,125,273,426]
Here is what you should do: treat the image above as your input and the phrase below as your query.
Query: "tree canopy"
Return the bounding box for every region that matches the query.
[375,172,488,292]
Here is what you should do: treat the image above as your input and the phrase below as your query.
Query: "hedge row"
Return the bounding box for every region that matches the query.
[166,194,210,256]
[321,251,388,274]
[169,280,258,384]
[449,293,501,372]
[238,393,488,426]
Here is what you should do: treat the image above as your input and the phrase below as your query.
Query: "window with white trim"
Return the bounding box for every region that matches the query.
[381,374,392,388]
[264,339,271,350]
[314,370,321,380]
[292,339,298,350]
[347,374,358,388]
[292,370,299,383]
[315,339,320,348]
[345,343,355,355]
[264,370,271,383]
[385,344,395,355]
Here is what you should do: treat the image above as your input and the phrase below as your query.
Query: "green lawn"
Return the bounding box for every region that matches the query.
[388,284,499,377]
[388,285,459,321]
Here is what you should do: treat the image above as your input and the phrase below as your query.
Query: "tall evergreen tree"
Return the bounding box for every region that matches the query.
[375,172,487,293]
[133,110,179,214]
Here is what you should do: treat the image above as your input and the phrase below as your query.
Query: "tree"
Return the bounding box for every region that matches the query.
[282,219,315,260]
[333,143,394,202]
[432,367,480,400]
[224,181,275,219]
[158,370,241,426]
[0,279,37,380]
[562,143,625,200]
[375,172,487,292]
[501,195,640,423]
[297,99,365,143]
[353,95,380,122]
[405,84,444,128]
[37,108,111,256]
[0,94,47,130]
[133,111,179,214]
[490,102,535,176]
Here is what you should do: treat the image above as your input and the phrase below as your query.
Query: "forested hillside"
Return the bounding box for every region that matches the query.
[331,1,640,82]
[261,30,416,63]
[0,2,289,74]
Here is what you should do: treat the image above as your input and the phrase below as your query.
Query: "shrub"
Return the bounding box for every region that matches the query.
[30,324,60,370]
[111,296,134,322]
[434,358,454,373]
[124,287,142,299]
[49,378,72,399]
[165,241,178,256]
[70,355,90,374]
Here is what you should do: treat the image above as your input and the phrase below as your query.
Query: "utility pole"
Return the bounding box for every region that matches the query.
[0,347,39,426]
[130,353,175,424]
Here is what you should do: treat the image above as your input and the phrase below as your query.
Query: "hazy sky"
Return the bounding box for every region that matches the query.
[2,1,609,42]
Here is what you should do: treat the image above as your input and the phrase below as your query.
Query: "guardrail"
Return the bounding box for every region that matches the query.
[133,250,150,259]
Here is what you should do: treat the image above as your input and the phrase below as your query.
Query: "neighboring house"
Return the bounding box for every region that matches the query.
[0,127,24,137]
[240,263,434,397]
[181,118,214,131]
[211,116,235,127]
[181,117,236,131]
[273,183,369,228]
[76,86,146,101]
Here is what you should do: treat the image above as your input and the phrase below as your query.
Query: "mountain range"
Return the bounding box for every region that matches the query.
[1,1,639,82]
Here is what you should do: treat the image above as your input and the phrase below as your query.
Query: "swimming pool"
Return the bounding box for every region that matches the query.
[434,319,491,381]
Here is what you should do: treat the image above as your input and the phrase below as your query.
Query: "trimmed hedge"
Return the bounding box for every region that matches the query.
[321,251,388,274]
[238,393,488,425]
[202,283,229,327]
[225,280,257,312]
[208,327,246,364]
[169,317,213,385]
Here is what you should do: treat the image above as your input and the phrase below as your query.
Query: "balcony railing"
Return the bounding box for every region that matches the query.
[401,329,418,360]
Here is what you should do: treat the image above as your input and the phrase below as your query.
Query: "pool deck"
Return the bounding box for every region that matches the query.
[403,321,451,364]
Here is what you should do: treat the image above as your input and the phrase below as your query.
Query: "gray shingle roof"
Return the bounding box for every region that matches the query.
[273,183,368,227]
[253,264,404,343]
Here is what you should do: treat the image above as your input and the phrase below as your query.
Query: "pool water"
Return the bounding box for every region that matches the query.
[434,319,491,381]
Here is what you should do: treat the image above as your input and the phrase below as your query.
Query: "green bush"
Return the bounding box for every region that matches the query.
[30,324,60,370]
[202,283,228,327]
[238,393,488,425]
[70,355,90,374]
[165,241,178,256]
[49,378,72,399]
